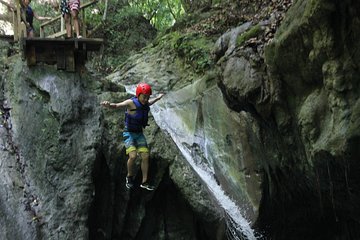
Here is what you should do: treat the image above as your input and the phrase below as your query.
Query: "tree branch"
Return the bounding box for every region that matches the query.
[166,0,177,20]
[102,0,108,21]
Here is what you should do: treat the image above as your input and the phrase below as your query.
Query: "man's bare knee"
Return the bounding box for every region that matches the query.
[140,152,149,160]
[128,151,137,161]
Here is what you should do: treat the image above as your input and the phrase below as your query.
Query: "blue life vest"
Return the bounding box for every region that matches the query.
[124,97,150,132]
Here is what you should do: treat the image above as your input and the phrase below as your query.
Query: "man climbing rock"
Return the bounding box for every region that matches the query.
[101,83,164,191]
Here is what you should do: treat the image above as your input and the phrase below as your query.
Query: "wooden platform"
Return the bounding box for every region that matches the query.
[24,37,103,72]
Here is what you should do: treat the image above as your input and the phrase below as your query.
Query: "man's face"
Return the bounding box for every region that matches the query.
[138,94,150,105]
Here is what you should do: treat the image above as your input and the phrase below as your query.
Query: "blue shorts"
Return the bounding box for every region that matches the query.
[123,131,149,154]
[26,26,34,33]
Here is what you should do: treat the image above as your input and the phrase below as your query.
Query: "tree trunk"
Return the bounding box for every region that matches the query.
[102,0,109,21]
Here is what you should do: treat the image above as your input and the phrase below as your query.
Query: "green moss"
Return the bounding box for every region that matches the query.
[173,33,214,73]
[153,31,181,49]
[236,24,262,47]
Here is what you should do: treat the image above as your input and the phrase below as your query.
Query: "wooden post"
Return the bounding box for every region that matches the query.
[26,45,36,66]
[13,10,18,41]
[0,0,18,40]
[65,47,75,72]
[40,25,44,38]
[16,0,21,40]
[56,46,65,70]
[81,7,86,37]
[61,16,65,32]
[15,0,26,39]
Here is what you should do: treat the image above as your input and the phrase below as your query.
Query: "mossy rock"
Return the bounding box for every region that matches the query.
[173,33,214,73]
[236,24,262,47]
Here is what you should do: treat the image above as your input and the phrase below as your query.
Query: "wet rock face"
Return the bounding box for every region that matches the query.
[0,61,226,239]
[0,55,260,238]
[103,0,360,238]
[207,0,360,237]
[1,0,360,239]
[0,60,103,239]
[257,0,360,238]
[120,0,360,238]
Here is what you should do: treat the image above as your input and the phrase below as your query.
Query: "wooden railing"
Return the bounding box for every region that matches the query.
[0,0,25,41]
[40,0,99,38]
[0,0,98,40]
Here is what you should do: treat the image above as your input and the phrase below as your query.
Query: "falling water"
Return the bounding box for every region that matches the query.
[151,103,257,240]
[125,83,258,239]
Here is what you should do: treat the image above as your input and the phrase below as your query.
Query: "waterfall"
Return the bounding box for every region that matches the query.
[151,105,257,240]
[126,82,258,239]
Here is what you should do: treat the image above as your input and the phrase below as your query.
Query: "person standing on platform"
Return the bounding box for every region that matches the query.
[21,0,52,38]
[60,0,82,39]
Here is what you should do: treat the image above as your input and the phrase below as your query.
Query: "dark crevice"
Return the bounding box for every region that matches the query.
[88,151,113,240]
[88,148,228,240]
[217,79,260,116]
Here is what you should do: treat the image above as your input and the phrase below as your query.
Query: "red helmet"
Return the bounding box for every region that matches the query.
[136,83,152,97]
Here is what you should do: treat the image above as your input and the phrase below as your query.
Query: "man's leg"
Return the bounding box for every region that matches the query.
[139,152,150,183]
[127,150,137,178]
[139,152,155,191]
[64,14,72,37]
[125,150,137,189]
[71,10,80,37]
[27,28,34,38]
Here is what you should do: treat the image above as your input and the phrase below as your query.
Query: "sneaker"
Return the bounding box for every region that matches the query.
[140,182,155,191]
[77,35,83,39]
[126,176,134,189]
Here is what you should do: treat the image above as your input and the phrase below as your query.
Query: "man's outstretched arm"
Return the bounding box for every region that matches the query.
[100,99,132,109]
[149,93,165,106]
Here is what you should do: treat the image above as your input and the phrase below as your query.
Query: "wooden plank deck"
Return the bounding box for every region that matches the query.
[24,37,103,72]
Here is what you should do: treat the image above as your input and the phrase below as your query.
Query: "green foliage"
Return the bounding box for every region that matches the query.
[105,6,144,62]
[173,32,214,73]
[90,6,157,72]
[129,0,185,31]
[83,1,106,31]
